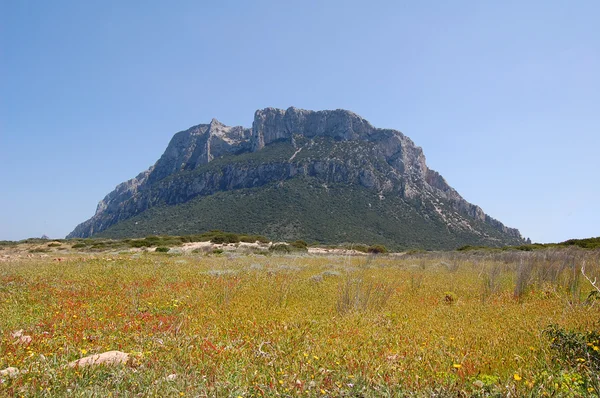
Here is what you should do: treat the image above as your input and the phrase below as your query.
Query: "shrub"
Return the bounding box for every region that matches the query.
[544,324,600,392]
[28,248,49,253]
[367,244,388,254]
[155,247,170,253]
[290,240,308,249]
[269,244,291,253]
[444,291,457,304]
[72,243,87,249]
[210,233,240,244]
[47,242,62,247]
[544,325,600,371]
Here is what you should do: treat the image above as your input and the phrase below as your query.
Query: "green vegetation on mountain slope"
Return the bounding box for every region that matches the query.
[96,176,521,251]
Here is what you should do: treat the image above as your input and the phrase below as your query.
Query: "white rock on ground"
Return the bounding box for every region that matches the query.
[68,351,130,368]
[17,335,32,344]
[11,330,32,345]
[0,367,19,377]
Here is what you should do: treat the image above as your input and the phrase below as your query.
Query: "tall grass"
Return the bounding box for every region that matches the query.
[0,247,598,396]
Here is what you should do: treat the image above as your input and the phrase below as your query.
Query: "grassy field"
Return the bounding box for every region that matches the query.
[1,245,599,396]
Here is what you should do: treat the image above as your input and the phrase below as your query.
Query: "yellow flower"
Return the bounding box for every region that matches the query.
[80,349,88,355]
[514,374,522,381]
[453,364,462,369]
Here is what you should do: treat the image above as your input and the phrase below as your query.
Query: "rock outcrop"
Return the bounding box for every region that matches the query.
[67,107,523,247]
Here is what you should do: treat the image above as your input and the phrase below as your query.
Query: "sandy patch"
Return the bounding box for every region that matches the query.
[308,248,368,256]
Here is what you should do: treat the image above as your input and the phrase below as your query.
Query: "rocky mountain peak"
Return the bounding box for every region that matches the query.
[251,107,376,151]
[67,106,523,249]
[209,118,225,127]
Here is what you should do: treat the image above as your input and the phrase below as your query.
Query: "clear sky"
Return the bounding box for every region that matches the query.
[1,0,598,243]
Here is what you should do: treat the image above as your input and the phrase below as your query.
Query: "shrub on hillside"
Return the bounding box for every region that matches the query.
[290,240,308,249]
[269,243,291,253]
[367,244,388,254]
[210,232,240,244]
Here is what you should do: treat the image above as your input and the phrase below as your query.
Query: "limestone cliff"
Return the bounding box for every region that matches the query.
[67,107,523,248]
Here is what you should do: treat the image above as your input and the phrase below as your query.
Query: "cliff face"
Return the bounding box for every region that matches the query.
[67,107,523,247]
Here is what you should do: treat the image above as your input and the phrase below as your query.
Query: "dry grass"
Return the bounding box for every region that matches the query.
[0,248,599,396]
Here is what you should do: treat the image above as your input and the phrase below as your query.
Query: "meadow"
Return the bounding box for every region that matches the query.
[1,244,599,397]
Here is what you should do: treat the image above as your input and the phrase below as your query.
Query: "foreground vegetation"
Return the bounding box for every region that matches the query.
[1,245,599,396]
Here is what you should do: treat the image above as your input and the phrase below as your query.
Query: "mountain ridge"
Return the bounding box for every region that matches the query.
[67,107,523,249]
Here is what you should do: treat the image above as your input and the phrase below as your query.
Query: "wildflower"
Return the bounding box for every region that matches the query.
[514,374,522,381]
[80,349,88,355]
[453,364,462,369]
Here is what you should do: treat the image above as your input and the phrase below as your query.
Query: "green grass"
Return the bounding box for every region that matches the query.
[1,247,599,396]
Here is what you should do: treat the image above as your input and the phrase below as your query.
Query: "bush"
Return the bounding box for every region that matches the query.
[210,233,240,244]
[71,243,87,249]
[155,247,170,253]
[290,240,308,249]
[544,325,600,373]
[47,242,62,247]
[444,291,457,304]
[367,244,388,254]
[28,248,49,253]
[269,243,291,253]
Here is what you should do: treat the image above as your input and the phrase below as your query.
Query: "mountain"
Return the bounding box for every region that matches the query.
[67,107,524,250]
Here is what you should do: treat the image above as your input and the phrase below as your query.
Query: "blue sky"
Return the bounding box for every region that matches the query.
[1,0,598,243]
